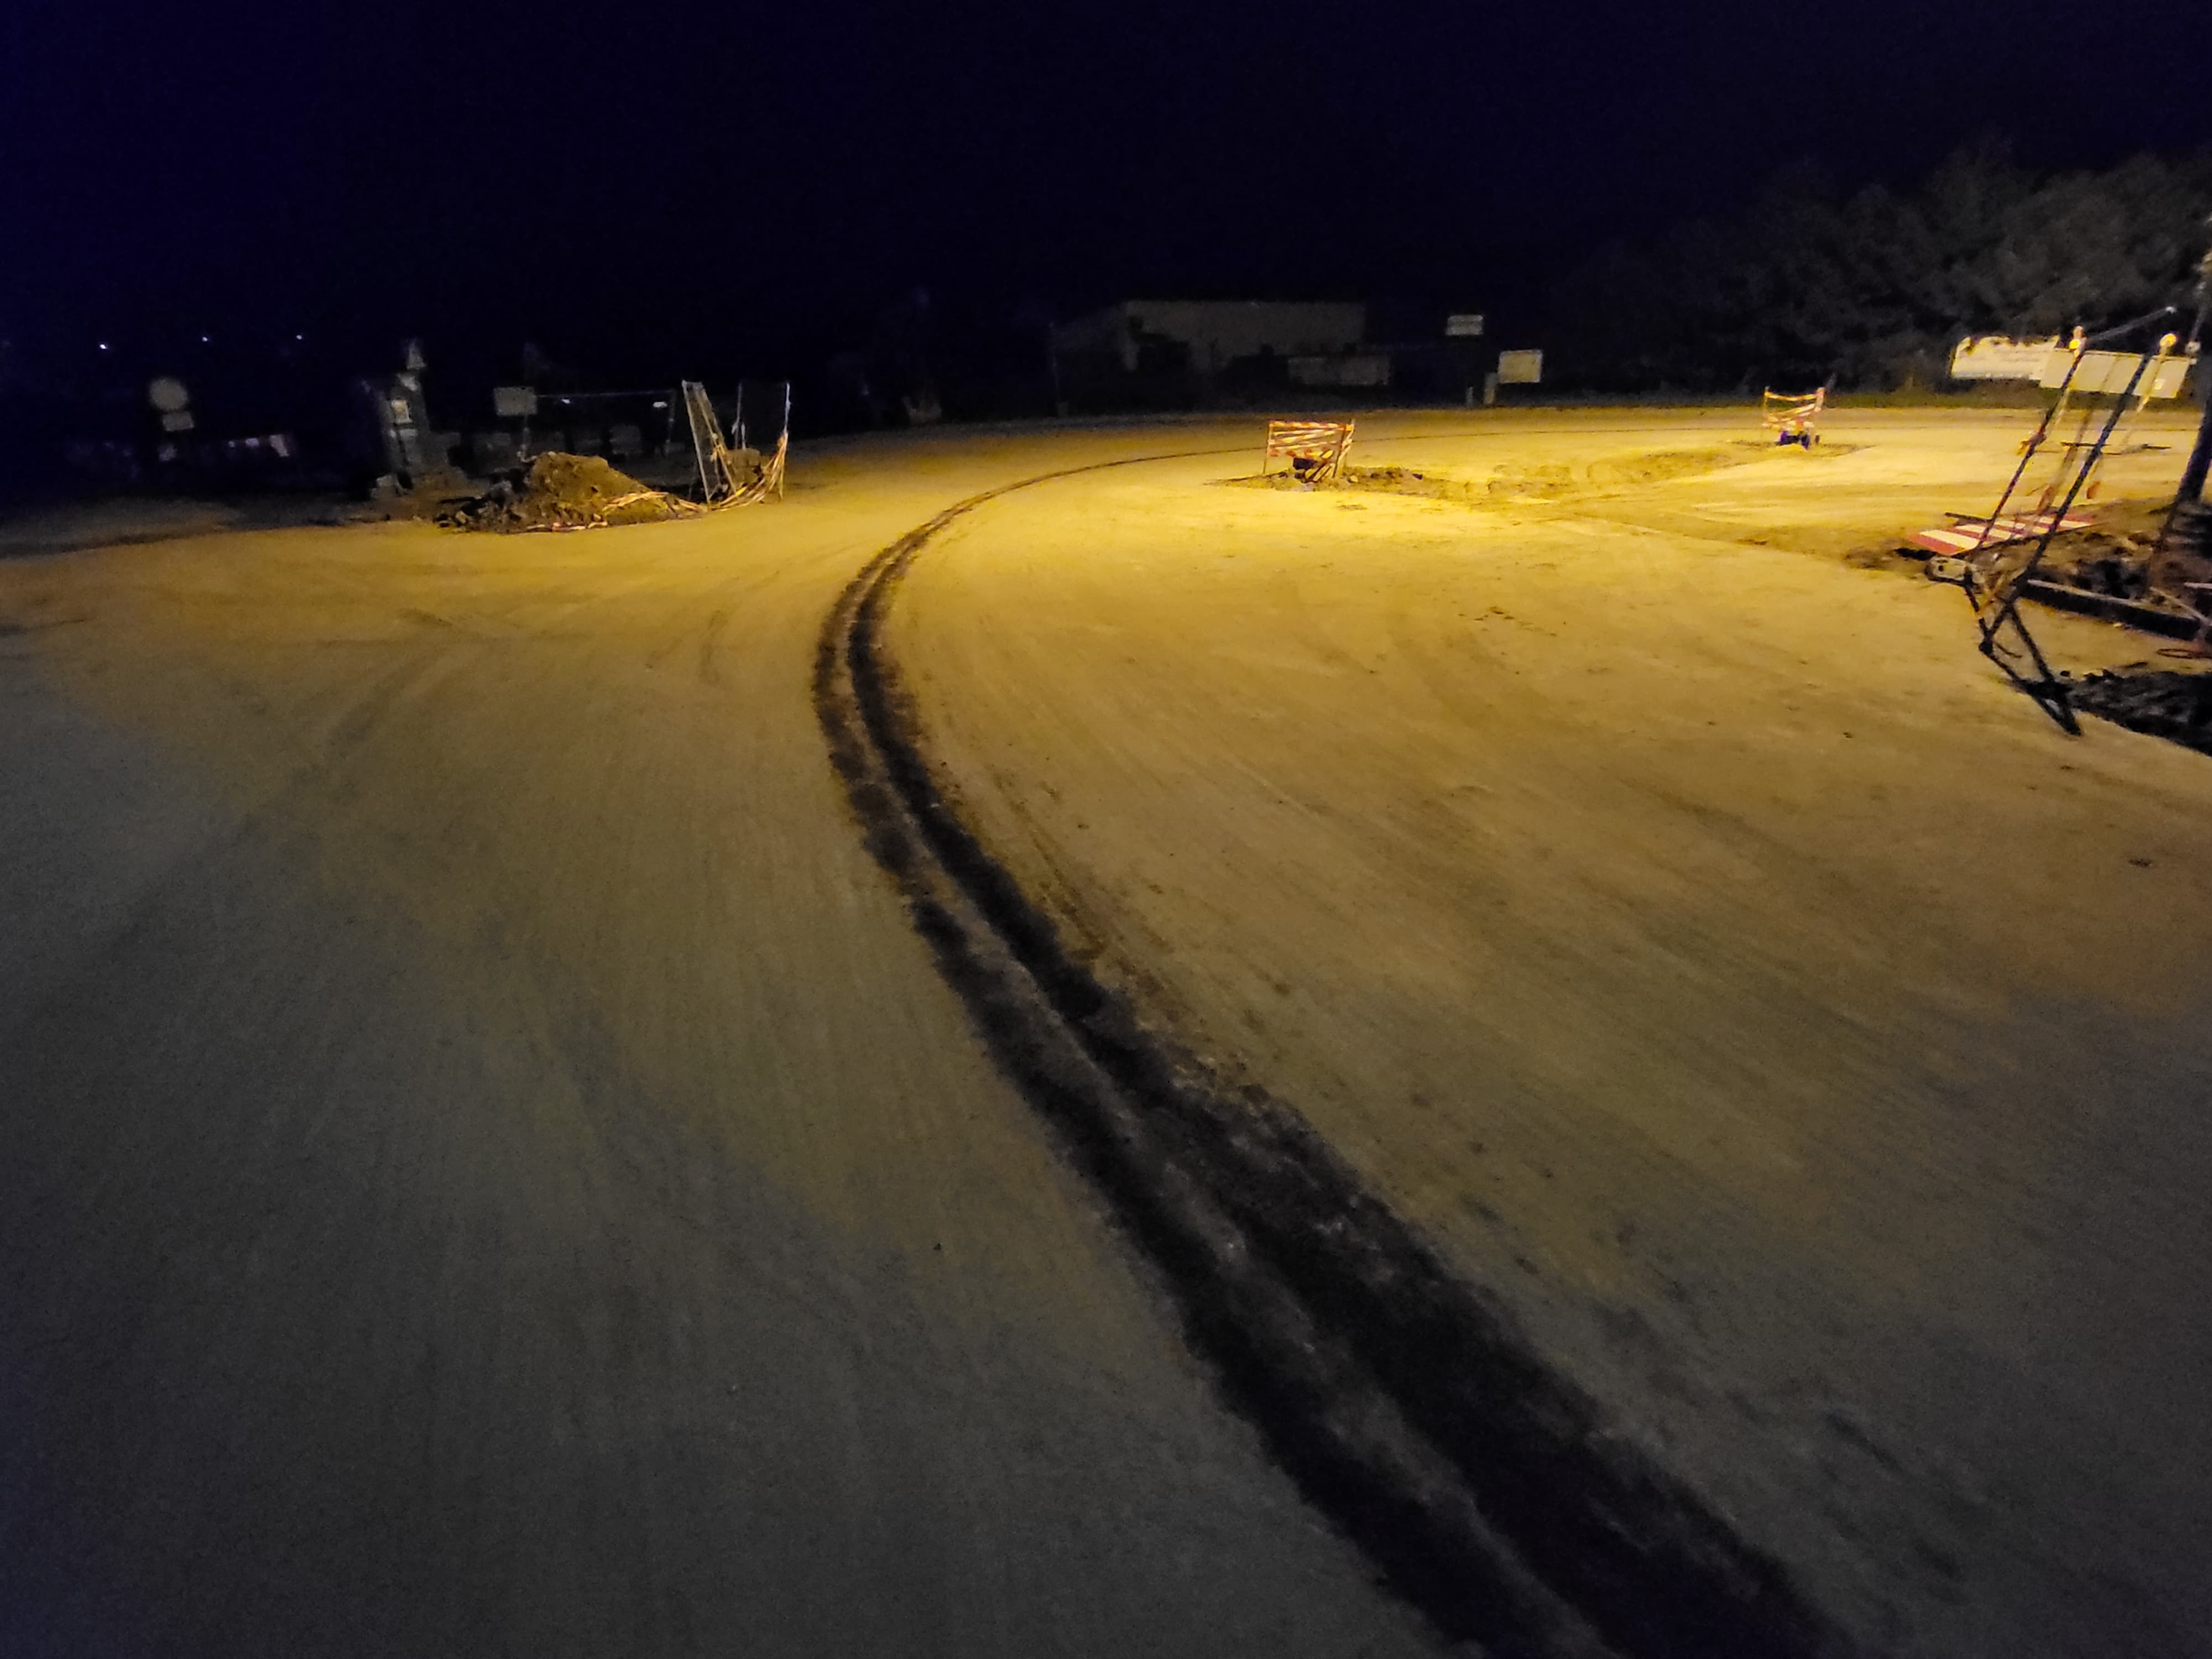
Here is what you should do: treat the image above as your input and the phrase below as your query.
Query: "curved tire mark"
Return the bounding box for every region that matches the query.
[813,450,1847,1659]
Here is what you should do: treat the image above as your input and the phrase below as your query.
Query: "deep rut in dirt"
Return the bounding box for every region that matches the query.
[812,455,1848,1659]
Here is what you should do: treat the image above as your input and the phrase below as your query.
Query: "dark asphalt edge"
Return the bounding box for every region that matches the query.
[812,453,1850,1659]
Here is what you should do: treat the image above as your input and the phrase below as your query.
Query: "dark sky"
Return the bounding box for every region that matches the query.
[6,0,2210,381]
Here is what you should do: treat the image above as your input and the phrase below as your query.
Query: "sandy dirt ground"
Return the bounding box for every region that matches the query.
[885,409,2212,1657]
[0,431,1435,1659]
[4,408,2209,1657]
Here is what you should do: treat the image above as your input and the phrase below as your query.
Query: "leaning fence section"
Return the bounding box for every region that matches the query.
[684,380,791,507]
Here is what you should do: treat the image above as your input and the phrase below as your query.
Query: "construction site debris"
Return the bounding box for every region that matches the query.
[2068,667,2212,753]
[439,453,702,533]
[2041,520,2212,601]
[1940,504,2212,641]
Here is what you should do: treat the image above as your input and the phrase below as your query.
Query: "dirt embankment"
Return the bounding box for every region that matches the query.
[440,452,700,532]
[1225,444,1854,505]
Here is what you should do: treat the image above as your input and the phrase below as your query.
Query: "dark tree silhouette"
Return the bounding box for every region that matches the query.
[1550,144,2212,392]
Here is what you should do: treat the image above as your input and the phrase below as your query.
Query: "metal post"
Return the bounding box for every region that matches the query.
[1974,346,2155,734]
[2177,358,2212,505]
[2177,245,2212,505]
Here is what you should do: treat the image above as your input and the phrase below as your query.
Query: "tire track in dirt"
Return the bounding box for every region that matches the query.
[813,452,1848,1659]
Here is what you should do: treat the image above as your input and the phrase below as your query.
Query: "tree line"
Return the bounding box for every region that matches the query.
[1547,144,2212,393]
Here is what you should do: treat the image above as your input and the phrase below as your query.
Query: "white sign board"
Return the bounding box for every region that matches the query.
[492,384,539,418]
[1445,313,1485,338]
[1949,335,2060,381]
[2037,349,2192,398]
[1496,349,1543,385]
[1951,335,2194,398]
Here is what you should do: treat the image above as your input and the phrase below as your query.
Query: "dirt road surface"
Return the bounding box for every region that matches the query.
[4,410,2209,1657]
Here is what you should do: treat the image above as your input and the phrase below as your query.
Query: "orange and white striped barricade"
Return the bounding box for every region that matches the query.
[1760,387,1825,447]
[1264,419,1355,482]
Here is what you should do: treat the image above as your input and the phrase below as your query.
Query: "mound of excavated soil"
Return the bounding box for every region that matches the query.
[441,453,696,532]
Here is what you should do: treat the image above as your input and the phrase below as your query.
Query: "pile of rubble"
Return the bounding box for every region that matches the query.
[1987,505,2212,659]
[440,453,700,533]
[2037,520,2212,601]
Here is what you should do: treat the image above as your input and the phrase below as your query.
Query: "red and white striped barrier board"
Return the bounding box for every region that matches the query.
[1760,387,1824,444]
[1264,419,1354,481]
[1908,510,2095,557]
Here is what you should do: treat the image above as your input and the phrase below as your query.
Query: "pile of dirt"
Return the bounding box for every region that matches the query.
[440,453,699,533]
[2068,666,2212,753]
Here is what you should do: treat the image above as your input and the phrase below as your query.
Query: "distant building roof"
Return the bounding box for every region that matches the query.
[1057,300,1366,375]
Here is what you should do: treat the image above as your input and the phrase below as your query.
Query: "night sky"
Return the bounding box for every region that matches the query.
[6,0,2211,383]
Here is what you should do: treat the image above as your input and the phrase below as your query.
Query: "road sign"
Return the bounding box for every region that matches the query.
[1496,349,1543,384]
[2037,349,2192,397]
[1444,314,1485,338]
[1949,336,2061,380]
[1951,334,2194,398]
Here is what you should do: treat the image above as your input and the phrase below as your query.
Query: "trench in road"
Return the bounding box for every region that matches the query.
[812,451,1849,1659]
